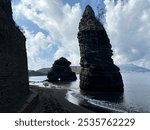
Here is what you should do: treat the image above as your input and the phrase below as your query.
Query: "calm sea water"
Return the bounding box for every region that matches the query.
[29,72,150,112]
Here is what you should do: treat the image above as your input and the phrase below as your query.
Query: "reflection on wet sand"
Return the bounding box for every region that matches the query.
[80,90,124,103]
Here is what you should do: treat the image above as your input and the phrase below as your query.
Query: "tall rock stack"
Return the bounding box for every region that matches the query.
[78,5,123,92]
[0,0,29,112]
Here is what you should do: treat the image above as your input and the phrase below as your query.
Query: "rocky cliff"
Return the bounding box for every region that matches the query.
[78,5,124,92]
[0,0,29,112]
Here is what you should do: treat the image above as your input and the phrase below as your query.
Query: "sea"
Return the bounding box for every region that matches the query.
[29,72,150,112]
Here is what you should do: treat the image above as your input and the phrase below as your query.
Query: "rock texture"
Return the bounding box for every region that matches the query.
[47,57,77,82]
[0,0,29,112]
[78,5,123,91]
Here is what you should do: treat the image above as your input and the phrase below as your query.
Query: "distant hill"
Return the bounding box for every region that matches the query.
[37,68,50,74]
[71,64,150,73]
[37,66,81,74]
[28,64,150,76]
[28,70,46,76]
[118,64,150,72]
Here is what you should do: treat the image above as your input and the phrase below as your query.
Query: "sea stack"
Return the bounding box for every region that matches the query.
[78,5,124,91]
[47,57,77,82]
[0,0,29,112]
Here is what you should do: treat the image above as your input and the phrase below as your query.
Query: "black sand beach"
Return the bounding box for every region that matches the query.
[30,85,93,113]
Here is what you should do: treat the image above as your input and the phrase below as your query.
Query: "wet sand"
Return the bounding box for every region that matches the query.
[30,85,93,113]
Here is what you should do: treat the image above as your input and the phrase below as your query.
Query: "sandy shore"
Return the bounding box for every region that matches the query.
[30,85,93,113]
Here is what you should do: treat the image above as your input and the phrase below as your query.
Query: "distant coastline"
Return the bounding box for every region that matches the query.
[29,64,150,76]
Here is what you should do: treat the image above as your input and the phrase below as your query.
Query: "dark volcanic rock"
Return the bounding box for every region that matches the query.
[0,0,14,24]
[47,57,77,82]
[78,5,124,92]
[0,0,29,112]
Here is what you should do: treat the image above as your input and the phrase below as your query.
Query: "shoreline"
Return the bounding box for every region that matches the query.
[30,85,93,113]
[29,85,127,113]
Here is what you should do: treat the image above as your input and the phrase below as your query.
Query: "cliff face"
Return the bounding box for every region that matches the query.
[78,5,124,92]
[0,0,14,24]
[0,0,29,112]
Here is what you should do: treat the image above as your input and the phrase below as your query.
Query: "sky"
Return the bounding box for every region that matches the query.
[12,0,150,70]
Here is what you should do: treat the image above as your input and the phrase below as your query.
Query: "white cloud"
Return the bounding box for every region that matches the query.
[13,0,82,70]
[28,57,51,71]
[104,0,150,68]
[23,28,52,70]
[24,29,50,58]
[13,0,150,69]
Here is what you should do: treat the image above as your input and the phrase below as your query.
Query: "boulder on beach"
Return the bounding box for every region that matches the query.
[47,57,77,82]
[78,5,124,92]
